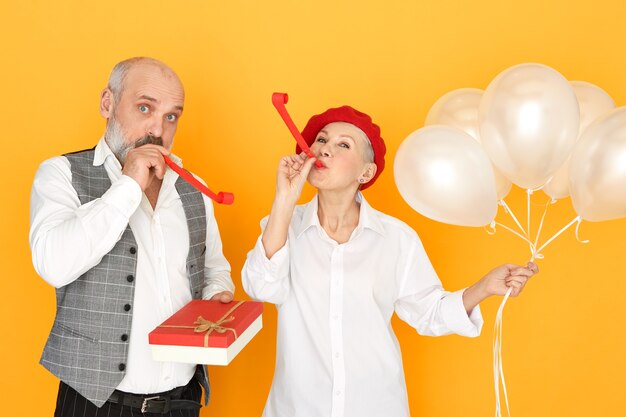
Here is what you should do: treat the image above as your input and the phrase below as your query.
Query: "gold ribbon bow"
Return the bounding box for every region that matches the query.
[160,300,245,347]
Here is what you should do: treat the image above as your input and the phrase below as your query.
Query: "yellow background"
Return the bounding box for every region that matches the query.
[2,1,625,416]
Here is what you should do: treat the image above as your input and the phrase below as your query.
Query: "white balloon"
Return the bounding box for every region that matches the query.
[394,125,497,227]
[542,159,572,200]
[572,81,616,132]
[570,107,626,222]
[544,81,615,199]
[479,63,580,189]
[426,88,512,200]
[425,88,484,140]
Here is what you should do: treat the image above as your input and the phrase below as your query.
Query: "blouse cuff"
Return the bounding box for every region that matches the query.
[249,235,290,283]
[440,288,484,337]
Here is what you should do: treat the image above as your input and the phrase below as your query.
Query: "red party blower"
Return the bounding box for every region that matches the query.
[272,93,324,168]
[163,155,234,205]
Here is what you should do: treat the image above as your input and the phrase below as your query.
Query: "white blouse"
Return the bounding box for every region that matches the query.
[242,193,483,417]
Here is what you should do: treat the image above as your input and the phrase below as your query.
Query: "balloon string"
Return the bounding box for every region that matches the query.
[494,287,512,417]
[526,189,533,238]
[530,198,556,260]
[575,217,590,243]
[495,247,538,417]
[490,222,536,258]
[499,199,529,239]
[493,194,580,417]
[535,216,581,255]
[495,188,542,417]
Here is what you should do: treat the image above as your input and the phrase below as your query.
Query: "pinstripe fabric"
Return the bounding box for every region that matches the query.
[41,149,209,408]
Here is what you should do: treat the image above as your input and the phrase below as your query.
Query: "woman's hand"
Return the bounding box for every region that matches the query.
[275,153,317,204]
[262,154,316,260]
[482,262,538,297]
[463,262,539,313]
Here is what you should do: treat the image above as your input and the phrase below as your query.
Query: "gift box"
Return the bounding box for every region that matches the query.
[149,299,263,366]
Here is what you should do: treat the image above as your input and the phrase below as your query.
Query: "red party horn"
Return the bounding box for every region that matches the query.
[163,155,234,205]
[272,93,324,168]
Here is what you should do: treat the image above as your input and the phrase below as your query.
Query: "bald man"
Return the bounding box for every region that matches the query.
[30,57,234,416]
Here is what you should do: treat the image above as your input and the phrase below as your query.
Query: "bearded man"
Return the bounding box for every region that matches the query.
[29,57,234,416]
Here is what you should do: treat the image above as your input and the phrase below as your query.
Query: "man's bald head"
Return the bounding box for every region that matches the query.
[106,57,184,102]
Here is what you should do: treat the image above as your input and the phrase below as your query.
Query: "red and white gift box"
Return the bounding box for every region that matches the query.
[149,300,263,366]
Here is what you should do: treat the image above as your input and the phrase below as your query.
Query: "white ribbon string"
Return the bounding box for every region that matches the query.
[575,217,590,244]
[490,221,536,258]
[531,198,556,260]
[500,199,529,239]
[494,287,512,417]
[494,213,587,417]
[535,216,581,255]
[526,189,533,237]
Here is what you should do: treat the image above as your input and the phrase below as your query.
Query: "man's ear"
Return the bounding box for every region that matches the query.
[100,88,114,119]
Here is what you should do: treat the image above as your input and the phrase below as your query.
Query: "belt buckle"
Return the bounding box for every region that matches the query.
[141,396,160,413]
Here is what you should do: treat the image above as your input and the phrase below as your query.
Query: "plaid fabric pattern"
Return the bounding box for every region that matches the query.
[40,149,208,407]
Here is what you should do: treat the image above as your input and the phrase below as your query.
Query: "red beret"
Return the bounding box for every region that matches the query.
[298,105,386,190]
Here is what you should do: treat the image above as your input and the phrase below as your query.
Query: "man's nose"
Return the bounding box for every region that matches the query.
[146,116,164,139]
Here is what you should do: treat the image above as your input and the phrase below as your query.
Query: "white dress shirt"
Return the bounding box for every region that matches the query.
[30,138,234,394]
[242,193,483,417]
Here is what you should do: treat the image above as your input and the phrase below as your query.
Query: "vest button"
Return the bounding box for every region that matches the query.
[129,247,137,255]
[118,363,126,371]
[126,275,134,283]
[124,304,131,312]
[121,334,128,342]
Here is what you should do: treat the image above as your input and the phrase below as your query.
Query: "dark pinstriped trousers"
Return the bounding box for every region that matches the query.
[54,379,203,417]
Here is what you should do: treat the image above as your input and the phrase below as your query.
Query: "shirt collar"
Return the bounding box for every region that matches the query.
[355,192,386,237]
[93,136,118,168]
[295,192,386,239]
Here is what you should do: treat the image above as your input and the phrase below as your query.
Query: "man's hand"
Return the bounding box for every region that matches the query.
[211,291,234,303]
[122,144,170,191]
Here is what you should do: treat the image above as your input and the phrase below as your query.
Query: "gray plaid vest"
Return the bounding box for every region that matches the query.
[40,149,210,407]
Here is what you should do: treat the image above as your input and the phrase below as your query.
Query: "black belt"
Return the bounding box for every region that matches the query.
[108,387,201,414]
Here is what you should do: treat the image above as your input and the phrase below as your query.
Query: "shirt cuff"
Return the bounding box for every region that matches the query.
[251,235,290,283]
[440,288,484,337]
[100,175,143,218]
[202,272,236,300]
[203,286,234,301]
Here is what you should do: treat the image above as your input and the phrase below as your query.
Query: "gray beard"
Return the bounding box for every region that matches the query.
[104,117,163,164]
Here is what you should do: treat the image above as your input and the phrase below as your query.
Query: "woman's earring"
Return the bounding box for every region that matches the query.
[358,178,365,183]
